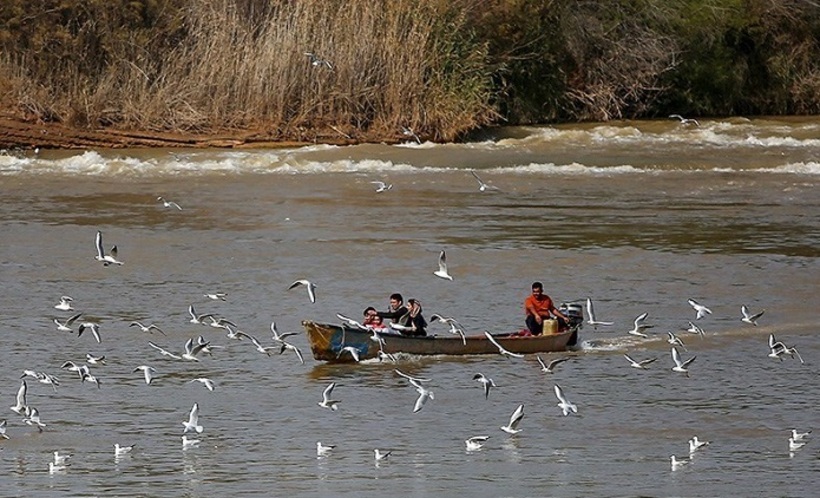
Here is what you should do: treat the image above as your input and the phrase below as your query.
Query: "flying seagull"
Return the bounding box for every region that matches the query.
[687,298,712,320]
[133,365,157,385]
[94,230,124,266]
[54,312,83,332]
[55,295,74,311]
[157,196,182,210]
[669,114,700,127]
[465,435,490,451]
[182,403,204,433]
[585,298,613,329]
[370,181,393,193]
[500,404,524,435]
[433,251,453,281]
[288,279,316,303]
[473,373,496,399]
[129,321,166,335]
[628,312,654,338]
[318,382,340,411]
[554,384,578,416]
[470,170,500,192]
[78,322,102,343]
[536,355,570,373]
[671,346,696,377]
[623,353,657,369]
[741,305,765,326]
[484,331,524,359]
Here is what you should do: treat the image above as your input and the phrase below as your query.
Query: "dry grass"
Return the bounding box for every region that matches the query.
[1,0,495,142]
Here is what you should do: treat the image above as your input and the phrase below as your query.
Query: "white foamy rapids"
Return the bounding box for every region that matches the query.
[508,121,820,149]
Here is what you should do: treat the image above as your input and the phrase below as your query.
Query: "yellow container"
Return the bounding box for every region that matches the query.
[542,319,558,335]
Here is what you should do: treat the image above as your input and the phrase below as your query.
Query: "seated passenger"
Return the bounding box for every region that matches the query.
[524,281,569,335]
[376,293,408,323]
[397,298,427,337]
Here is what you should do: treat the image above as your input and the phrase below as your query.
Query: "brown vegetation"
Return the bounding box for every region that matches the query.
[1,0,819,148]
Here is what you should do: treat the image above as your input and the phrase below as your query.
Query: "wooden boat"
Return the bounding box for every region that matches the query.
[302,320,579,363]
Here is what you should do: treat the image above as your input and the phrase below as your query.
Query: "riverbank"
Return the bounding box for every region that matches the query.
[0,114,385,150]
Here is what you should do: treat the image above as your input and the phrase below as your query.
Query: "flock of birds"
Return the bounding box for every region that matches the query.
[1,188,810,480]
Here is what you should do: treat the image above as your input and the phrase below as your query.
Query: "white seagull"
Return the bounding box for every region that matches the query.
[270,321,299,342]
[182,403,204,433]
[370,181,393,193]
[465,436,490,451]
[129,321,166,335]
[623,353,658,369]
[337,346,361,362]
[669,114,700,127]
[536,355,570,374]
[473,373,496,400]
[628,312,654,338]
[689,436,710,454]
[792,429,811,441]
[133,365,157,385]
[374,449,391,461]
[204,292,227,301]
[686,321,706,338]
[317,441,336,457]
[23,406,46,431]
[157,196,182,210]
[94,230,124,265]
[554,384,577,416]
[248,335,276,356]
[667,331,687,351]
[687,298,712,320]
[55,296,74,311]
[430,314,466,345]
[189,378,216,392]
[54,312,83,332]
[148,341,182,360]
[789,437,807,452]
[0,419,8,439]
[114,443,135,456]
[484,331,524,359]
[318,382,339,411]
[188,305,215,325]
[395,369,432,383]
[288,279,316,303]
[409,378,434,413]
[86,353,106,365]
[53,451,71,466]
[741,305,765,326]
[78,322,101,343]
[10,380,27,414]
[402,126,421,144]
[585,298,614,329]
[433,250,453,281]
[671,347,696,377]
[181,337,208,362]
[501,404,524,435]
[279,341,305,364]
[670,455,688,470]
[470,170,500,192]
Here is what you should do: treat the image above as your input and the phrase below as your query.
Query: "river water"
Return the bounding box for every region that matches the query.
[1,117,818,497]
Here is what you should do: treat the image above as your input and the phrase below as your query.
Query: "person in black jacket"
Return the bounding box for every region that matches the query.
[398,298,427,337]
[376,293,408,323]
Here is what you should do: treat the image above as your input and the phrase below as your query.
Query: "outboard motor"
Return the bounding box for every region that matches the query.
[559,302,584,330]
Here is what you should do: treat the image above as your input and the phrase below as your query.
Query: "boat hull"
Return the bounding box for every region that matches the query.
[302,320,578,363]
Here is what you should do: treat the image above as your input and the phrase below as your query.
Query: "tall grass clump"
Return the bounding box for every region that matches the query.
[0,0,496,140]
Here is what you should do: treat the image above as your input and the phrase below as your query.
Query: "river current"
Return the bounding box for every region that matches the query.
[1,117,818,497]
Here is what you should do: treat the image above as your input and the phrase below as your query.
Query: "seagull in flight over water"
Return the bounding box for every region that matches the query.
[470,170,500,192]
[585,298,613,329]
[288,279,316,303]
[473,373,496,400]
[433,251,453,281]
[554,384,578,416]
[623,353,658,369]
[318,382,340,411]
[741,305,765,326]
[55,296,74,311]
[370,181,393,193]
[484,331,524,359]
[54,312,83,332]
[182,403,204,433]
[94,231,124,266]
[669,114,700,127]
[687,298,712,320]
[628,312,654,338]
[157,196,182,210]
[671,346,696,377]
[500,404,524,435]
[536,355,570,373]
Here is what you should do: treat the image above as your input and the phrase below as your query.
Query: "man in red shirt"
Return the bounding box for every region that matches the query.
[524,281,569,335]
